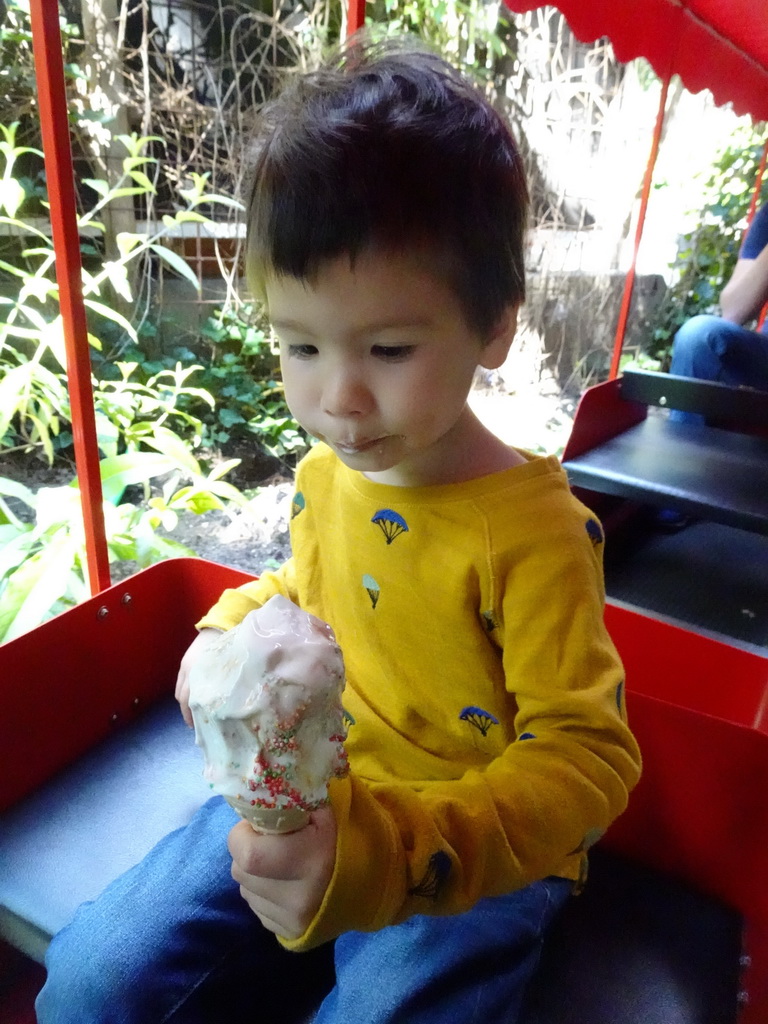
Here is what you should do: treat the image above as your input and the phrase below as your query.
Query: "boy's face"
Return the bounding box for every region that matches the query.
[264,247,514,486]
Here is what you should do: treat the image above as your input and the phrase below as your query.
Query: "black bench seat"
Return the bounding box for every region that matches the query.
[562,370,768,534]
[565,411,768,532]
[0,696,744,1024]
[0,560,764,1022]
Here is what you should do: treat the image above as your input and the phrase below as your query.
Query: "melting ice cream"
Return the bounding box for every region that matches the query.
[188,595,349,833]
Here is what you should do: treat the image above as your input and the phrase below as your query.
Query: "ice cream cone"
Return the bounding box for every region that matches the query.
[189,596,349,834]
[227,796,311,834]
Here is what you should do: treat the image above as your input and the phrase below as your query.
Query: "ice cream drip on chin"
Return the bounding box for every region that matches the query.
[188,595,349,834]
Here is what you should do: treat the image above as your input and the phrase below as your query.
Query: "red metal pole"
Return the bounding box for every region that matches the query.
[347,0,366,36]
[29,0,111,593]
[608,75,671,381]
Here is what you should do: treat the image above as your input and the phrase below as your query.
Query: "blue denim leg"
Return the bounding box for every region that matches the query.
[312,877,572,1024]
[669,315,768,423]
[36,796,334,1024]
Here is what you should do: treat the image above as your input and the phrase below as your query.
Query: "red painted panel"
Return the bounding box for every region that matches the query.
[561,377,647,462]
[604,604,768,922]
[0,559,256,812]
[742,919,768,1023]
[606,603,768,728]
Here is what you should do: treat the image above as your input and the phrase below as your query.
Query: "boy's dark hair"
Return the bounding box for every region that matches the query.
[246,35,528,337]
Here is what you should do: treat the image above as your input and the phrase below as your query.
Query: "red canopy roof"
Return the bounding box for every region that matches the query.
[503,0,768,122]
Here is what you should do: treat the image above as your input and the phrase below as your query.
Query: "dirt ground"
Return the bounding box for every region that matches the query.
[0,444,294,581]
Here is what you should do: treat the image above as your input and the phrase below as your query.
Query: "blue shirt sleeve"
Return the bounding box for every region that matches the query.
[740,202,768,259]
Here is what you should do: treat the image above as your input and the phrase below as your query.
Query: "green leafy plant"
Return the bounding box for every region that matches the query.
[0,0,81,135]
[649,127,768,365]
[92,361,213,459]
[370,0,514,79]
[197,304,306,458]
[115,304,308,463]
[0,124,246,461]
[0,446,248,643]
[0,117,261,639]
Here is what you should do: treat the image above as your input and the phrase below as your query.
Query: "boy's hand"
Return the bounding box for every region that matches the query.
[174,627,222,726]
[228,805,337,941]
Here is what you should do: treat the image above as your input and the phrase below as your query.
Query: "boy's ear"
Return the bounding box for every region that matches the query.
[478,305,518,370]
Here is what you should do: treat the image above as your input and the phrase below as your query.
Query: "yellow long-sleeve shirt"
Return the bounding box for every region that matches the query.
[198,443,642,950]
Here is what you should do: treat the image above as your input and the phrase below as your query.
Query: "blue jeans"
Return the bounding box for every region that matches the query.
[668,314,768,423]
[36,797,571,1024]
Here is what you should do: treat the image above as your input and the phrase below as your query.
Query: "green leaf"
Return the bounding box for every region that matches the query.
[0,177,26,217]
[94,411,120,459]
[207,457,241,481]
[0,534,78,642]
[0,530,35,579]
[172,489,224,515]
[81,178,110,198]
[0,215,48,241]
[150,243,200,292]
[40,315,67,369]
[133,533,196,566]
[102,260,134,302]
[140,426,201,474]
[218,408,245,427]
[116,232,144,257]
[83,298,138,342]
[0,475,36,508]
[172,210,212,225]
[0,259,29,279]
[128,169,156,192]
[99,451,179,503]
[33,485,83,533]
[122,155,157,171]
[199,478,249,505]
[101,187,146,200]
[188,193,245,211]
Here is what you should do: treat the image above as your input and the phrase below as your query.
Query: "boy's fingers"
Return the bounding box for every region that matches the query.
[234,880,303,939]
[228,820,306,880]
[228,807,335,881]
[176,679,193,727]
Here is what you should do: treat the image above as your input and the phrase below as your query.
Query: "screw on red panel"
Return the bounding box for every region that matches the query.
[97,606,109,619]
[121,592,132,605]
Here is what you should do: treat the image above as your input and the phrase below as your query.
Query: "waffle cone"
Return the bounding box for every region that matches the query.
[226,796,310,834]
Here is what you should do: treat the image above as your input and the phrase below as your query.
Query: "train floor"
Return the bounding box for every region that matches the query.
[0,943,43,1024]
[605,513,768,652]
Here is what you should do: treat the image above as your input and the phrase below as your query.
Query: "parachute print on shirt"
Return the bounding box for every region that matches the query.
[585,518,603,545]
[362,574,380,609]
[408,850,452,900]
[481,610,497,632]
[371,508,409,544]
[361,508,410,611]
[458,705,500,737]
[291,491,305,519]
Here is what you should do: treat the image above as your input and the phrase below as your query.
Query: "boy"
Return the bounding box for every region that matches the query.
[37,36,641,1024]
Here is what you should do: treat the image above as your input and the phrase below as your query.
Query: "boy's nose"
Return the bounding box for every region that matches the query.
[321,370,373,418]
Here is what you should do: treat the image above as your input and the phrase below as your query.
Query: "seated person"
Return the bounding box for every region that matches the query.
[669,201,768,423]
[35,35,641,1024]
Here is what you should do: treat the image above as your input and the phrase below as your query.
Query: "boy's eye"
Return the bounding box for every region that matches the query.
[286,344,318,358]
[372,345,415,361]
